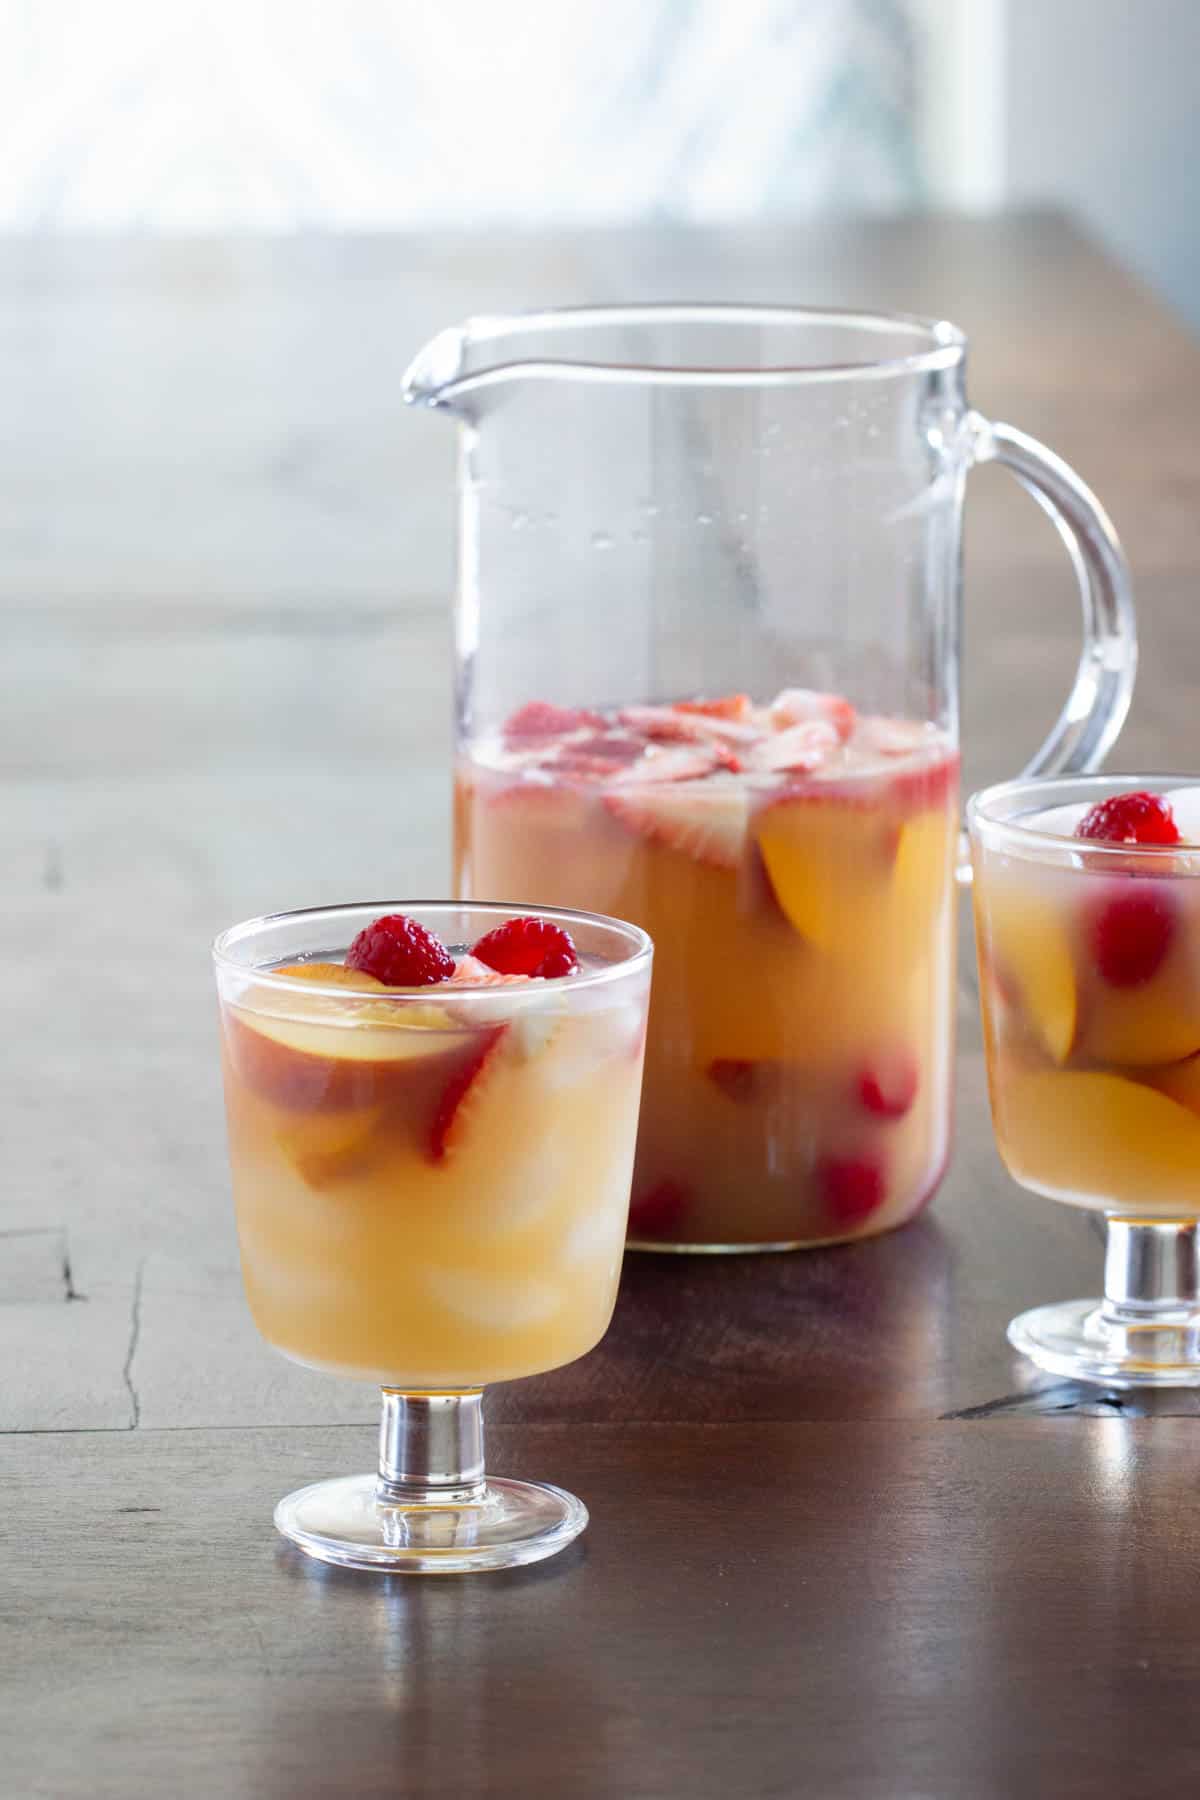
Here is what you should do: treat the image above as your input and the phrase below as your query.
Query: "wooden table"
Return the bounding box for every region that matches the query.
[5,212,1200,1797]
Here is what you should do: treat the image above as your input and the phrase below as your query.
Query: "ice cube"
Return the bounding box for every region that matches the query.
[424,1267,561,1330]
[1164,787,1200,846]
[1023,800,1091,838]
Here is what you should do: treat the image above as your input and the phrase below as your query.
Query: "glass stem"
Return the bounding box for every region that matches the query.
[376,1389,487,1506]
[1102,1219,1200,1325]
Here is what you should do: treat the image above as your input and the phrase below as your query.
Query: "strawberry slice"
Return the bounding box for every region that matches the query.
[429,1025,508,1162]
[553,732,645,777]
[769,689,856,743]
[628,1178,689,1238]
[619,704,760,748]
[604,780,747,868]
[614,745,723,784]
[504,701,604,741]
[854,716,935,757]
[674,694,752,721]
[449,955,529,987]
[747,720,838,774]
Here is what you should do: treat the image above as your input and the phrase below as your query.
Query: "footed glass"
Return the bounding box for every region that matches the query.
[213,901,651,1570]
[970,776,1200,1386]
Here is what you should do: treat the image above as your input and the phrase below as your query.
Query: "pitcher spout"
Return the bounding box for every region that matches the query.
[402,326,471,412]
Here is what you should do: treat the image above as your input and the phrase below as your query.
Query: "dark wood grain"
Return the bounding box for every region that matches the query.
[6,1419,1200,1800]
[5,213,1200,1795]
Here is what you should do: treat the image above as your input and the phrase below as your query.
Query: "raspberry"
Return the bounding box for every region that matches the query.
[1076,790,1180,845]
[628,1179,688,1238]
[1089,885,1174,987]
[504,701,603,741]
[532,948,578,979]
[707,1059,761,1102]
[344,913,455,987]
[858,1051,919,1119]
[470,915,580,979]
[818,1155,888,1226]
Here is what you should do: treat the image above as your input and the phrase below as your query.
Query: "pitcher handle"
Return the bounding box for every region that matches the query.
[956,410,1137,884]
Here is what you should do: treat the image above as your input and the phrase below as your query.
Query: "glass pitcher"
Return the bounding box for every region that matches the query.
[404,306,1135,1252]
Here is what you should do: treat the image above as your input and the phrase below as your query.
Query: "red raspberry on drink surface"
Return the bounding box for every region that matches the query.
[344,913,456,987]
[1075,790,1180,846]
[1088,886,1174,987]
[817,1155,888,1225]
[470,915,580,979]
[532,947,578,979]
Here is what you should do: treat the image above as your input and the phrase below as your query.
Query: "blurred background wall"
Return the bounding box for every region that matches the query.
[0,0,1197,324]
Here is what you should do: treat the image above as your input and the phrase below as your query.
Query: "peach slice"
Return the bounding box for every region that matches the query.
[892,811,954,924]
[272,1105,387,1189]
[1142,1051,1200,1115]
[994,1068,1200,1213]
[980,886,1077,1064]
[1076,975,1200,1068]
[754,793,952,965]
[223,1002,468,1113]
[753,797,896,952]
[272,961,386,990]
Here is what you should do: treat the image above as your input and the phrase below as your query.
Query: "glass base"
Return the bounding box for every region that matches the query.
[274,1473,588,1573]
[1008,1297,1200,1388]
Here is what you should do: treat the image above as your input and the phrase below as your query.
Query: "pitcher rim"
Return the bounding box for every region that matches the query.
[403,303,966,403]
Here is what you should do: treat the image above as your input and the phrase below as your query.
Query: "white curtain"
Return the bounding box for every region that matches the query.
[0,0,923,229]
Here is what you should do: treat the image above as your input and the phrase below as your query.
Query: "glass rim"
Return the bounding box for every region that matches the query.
[967,773,1200,859]
[211,899,654,1004]
[405,303,967,401]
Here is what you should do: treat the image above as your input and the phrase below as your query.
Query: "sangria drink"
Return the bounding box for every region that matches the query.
[971,777,1200,1385]
[407,304,1136,1251]
[213,901,651,1569]
[456,691,959,1250]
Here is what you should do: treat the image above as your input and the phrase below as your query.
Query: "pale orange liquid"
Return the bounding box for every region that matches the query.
[456,733,958,1248]
[975,846,1200,1216]
[219,978,647,1383]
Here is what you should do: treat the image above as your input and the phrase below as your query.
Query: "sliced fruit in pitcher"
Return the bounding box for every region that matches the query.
[604,778,747,869]
[753,773,951,962]
[753,790,897,950]
[817,1154,889,1226]
[628,1178,689,1238]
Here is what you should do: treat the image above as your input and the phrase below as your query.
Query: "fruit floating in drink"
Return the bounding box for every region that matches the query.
[973,784,1200,1215]
[455,691,959,1251]
[970,777,1200,1387]
[213,901,651,1571]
